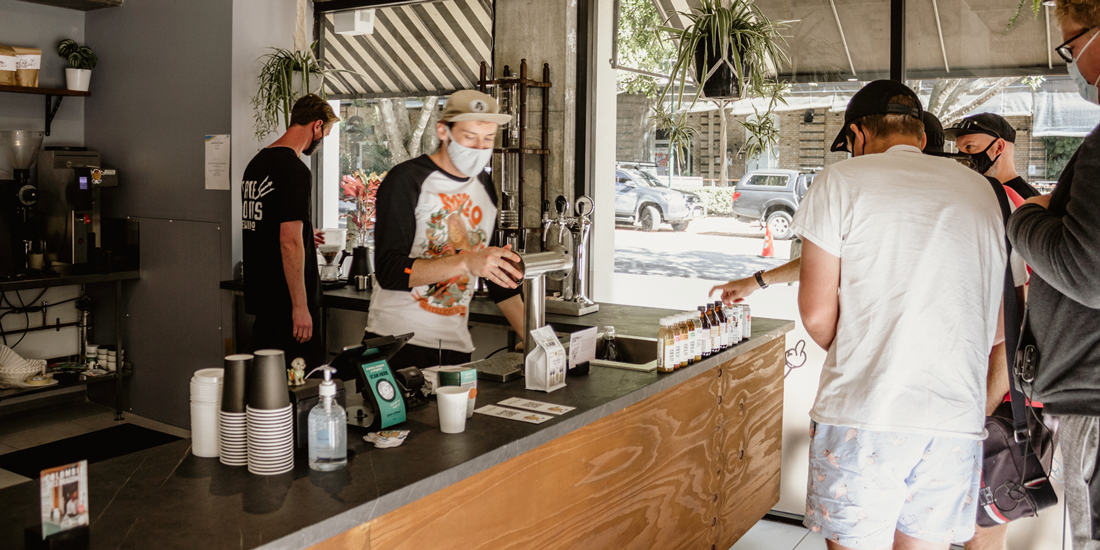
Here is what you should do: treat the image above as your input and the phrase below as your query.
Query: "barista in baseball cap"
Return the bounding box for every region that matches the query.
[831,79,924,154]
[365,90,526,372]
[944,113,1039,198]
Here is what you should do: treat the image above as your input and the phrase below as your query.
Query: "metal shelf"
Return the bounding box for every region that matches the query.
[0,271,139,293]
[0,367,131,402]
[12,0,121,11]
[0,84,91,136]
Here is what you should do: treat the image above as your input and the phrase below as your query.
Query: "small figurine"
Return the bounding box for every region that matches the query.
[288,357,307,386]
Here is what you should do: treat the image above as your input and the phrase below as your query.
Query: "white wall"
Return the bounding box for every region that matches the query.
[231,0,302,265]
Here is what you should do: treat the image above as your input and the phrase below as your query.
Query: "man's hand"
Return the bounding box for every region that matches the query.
[291,305,313,343]
[464,244,524,289]
[709,277,758,305]
[1023,194,1052,209]
[313,229,325,246]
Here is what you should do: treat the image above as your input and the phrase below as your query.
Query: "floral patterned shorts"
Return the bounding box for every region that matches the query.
[803,420,982,548]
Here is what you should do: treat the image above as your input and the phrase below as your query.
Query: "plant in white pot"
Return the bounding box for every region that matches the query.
[652,0,789,185]
[57,39,96,92]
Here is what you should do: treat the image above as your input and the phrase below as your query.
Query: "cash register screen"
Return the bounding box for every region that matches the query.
[79,176,88,190]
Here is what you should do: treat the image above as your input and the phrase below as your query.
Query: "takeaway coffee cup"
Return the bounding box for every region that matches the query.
[436,386,471,434]
[249,350,290,410]
[221,354,252,413]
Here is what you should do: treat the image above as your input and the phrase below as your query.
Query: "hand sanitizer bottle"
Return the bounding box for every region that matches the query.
[308,366,347,471]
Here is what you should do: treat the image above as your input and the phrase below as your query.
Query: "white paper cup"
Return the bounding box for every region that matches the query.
[436,386,470,434]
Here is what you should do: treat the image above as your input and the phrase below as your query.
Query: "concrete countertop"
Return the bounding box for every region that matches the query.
[1,300,794,550]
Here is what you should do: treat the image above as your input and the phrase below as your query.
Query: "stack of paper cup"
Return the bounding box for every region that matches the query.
[219,355,251,467]
[246,350,293,475]
[190,368,223,458]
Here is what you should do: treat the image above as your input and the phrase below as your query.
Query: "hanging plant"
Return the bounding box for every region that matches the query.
[250,42,349,142]
[651,0,790,185]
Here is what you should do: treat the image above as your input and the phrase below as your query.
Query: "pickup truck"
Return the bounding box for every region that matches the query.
[730,169,815,240]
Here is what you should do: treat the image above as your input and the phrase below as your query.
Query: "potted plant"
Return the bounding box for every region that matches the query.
[250,42,347,142]
[652,0,789,184]
[57,39,96,92]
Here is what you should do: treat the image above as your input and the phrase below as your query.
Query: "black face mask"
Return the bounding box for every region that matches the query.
[303,125,323,156]
[956,139,1000,175]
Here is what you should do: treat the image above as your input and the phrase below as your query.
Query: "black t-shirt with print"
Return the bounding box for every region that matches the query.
[241,147,321,315]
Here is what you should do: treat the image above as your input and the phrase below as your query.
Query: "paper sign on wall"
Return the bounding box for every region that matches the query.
[204,134,230,190]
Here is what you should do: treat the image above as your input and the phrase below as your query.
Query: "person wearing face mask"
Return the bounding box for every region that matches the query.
[945,113,1040,202]
[1005,2,1100,548]
[367,90,526,370]
[241,94,338,368]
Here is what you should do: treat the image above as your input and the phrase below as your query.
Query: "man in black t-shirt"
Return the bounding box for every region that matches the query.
[241,94,338,367]
[945,112,1041,199]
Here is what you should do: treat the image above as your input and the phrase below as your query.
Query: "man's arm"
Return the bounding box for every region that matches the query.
[280,221,312,343]
[710,258,801,305]
[798,239,840,350]
[1008,135,1100,307]
[408,245,524,289]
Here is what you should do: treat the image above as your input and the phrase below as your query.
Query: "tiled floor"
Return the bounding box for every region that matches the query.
[0,400,190,490]
[730,519,826,550]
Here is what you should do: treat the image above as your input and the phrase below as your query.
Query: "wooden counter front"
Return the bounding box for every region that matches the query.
[310,337,784,550]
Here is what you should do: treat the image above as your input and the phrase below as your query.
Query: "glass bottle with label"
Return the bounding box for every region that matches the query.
[712,301,728,350]
[705,303,720,353]
[677,314,690,368]
[657,318,674,373]
[687,312,700,363]
[599,326,620,362]
[698,306,711,358]
[724,304,739,346]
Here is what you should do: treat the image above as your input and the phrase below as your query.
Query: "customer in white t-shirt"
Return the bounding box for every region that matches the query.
[792,80,1008,550]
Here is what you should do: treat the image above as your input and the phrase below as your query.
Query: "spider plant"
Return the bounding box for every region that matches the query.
[250,42,348,142]
[651,0,790,180]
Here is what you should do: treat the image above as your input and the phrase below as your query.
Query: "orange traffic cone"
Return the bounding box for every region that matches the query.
[760,224,775,258]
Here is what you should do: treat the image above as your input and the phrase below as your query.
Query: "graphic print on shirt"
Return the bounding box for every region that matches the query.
[241,177,275,231]
[413,192,487,316]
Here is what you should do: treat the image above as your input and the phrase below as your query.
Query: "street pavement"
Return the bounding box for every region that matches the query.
[614,217,792,282]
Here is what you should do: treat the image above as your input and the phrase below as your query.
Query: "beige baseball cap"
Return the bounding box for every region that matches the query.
[440,90,512,124]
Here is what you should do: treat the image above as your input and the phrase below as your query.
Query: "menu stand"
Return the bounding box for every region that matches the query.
[23,525,89,550]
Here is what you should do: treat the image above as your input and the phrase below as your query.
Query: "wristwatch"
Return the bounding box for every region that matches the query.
[753,270,769,289]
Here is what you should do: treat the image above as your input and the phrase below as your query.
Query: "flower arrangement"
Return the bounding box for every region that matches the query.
[340,169,384,247]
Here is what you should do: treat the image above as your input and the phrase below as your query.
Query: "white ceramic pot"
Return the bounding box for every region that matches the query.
[65,68,91,92]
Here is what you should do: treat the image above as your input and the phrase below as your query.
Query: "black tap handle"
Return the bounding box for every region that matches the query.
[555,195,569,216]
[542,200,550,215]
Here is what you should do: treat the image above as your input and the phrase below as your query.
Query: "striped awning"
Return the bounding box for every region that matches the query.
[321,0,493,98]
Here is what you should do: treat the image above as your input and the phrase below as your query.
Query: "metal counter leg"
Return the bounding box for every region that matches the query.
[115,280,124,421]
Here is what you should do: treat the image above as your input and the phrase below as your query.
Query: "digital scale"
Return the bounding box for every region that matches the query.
[329,333,413,431]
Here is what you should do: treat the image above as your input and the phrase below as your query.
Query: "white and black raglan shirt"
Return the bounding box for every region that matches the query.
[368,155,521,353]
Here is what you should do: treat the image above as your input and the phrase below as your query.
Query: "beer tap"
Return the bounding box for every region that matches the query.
[571,196,595,306]
[540,199,554,250]
[554,196,572,246]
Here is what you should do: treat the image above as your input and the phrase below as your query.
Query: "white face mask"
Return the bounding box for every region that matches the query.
[1068,29,1100,104]
[445,127,493,178]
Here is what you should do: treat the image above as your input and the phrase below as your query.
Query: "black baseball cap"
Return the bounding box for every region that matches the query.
[922,111,945,153]
[943,113,1016,144]
[831,80,924,153]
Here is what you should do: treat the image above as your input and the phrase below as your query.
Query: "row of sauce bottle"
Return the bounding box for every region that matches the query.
[656,302,751,373]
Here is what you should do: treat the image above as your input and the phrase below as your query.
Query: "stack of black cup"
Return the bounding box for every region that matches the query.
[219,354,251,467]
[245,350,294,475]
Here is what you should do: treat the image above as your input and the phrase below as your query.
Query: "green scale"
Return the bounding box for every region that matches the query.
[329,333,412,431]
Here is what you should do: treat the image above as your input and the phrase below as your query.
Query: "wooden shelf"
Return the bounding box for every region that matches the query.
[0,84,89,97]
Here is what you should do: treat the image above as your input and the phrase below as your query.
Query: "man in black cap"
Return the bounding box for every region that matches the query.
[945,112,1040,200]
[791,80,1009,550]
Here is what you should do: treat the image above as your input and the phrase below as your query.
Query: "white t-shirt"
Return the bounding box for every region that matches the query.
[367,168,498,353]
[791,144,1013,440]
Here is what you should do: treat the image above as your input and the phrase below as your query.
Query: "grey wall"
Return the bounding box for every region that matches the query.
[0,0,84,177]
[85,0,234,428]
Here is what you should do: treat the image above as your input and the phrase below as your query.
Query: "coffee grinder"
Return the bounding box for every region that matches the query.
[0,131,45,278]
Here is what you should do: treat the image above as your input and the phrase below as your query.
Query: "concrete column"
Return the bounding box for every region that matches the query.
[493,0,578,234]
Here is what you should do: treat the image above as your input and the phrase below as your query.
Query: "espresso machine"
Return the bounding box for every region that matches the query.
[37,148,118,270]
[0,131,45,277]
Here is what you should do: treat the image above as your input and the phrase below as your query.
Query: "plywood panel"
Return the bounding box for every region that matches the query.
[328,371,718,550]
[715,338,786,549]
